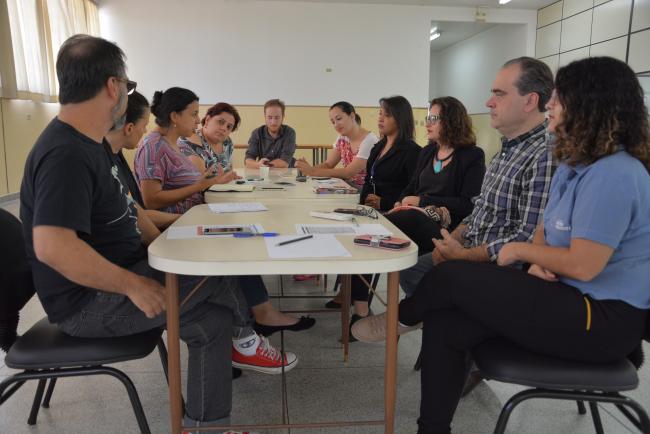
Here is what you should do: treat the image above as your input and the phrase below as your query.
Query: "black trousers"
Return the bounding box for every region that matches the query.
[385,209,442,254]
[351,274,373,302]
[399,261,647,434]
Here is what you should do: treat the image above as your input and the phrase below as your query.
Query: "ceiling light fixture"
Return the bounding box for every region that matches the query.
[430,27,438,34]
[499,0,512,4]
[430,31,441,41]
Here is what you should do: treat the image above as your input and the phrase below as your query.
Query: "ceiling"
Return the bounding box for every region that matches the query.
[275,0,556,10]
[429,21,499,52]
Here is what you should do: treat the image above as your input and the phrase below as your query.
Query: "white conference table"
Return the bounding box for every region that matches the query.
[204,167,359,204]
[148,201,417,433]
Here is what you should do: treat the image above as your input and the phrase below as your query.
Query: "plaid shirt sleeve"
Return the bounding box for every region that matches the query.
[486,147,555,261]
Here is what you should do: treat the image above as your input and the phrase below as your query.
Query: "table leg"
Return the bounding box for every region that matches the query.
[341,274,351,362]
[384,271,399,434]
[165,273,183,434]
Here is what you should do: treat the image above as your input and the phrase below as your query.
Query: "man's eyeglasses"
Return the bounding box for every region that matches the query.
[116,77,137,95]
[425,114,441,125]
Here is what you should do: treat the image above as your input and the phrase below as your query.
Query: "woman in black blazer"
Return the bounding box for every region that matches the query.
[337,96,420,337]
[359,96,421,211]
[386,96,486,254]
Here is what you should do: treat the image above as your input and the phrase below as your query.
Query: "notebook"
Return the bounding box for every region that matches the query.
[208,183,255,192]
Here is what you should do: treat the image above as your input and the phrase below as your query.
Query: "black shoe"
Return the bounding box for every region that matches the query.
[325,298,354,309]
[254,316,316,337]
[232,367,242,379]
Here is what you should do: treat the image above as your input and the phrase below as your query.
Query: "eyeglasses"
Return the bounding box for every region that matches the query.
[354,205,379,219]
[425,114,441,125]
[116,77,137,95]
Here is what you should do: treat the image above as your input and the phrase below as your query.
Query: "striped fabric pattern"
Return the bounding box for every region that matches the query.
[461,122,556,261]
[134,131,204,214]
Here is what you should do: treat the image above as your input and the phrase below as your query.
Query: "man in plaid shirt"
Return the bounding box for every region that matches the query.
[353,57,555,338]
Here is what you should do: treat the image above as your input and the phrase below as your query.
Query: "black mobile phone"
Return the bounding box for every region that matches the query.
[333,208,358,214]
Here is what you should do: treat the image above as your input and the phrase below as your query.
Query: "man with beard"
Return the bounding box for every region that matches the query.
[20,35,245,430]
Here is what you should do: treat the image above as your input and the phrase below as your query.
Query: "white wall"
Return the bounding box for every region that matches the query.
[99,0,537,108]
[100,0,431,107]
[536,0,650,74]
[434,24,528,114]
[428,50,439,101]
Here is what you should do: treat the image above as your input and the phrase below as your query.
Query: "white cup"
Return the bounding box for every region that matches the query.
[259,166,270,179]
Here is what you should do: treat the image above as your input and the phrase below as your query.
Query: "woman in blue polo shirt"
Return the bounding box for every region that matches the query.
[396,57,650,434]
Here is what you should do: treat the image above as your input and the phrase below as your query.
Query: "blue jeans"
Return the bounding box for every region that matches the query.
[58,260,253,423]
[400,253,435,297]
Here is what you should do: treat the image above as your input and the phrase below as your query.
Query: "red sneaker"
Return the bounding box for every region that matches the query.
[232,336,298,374]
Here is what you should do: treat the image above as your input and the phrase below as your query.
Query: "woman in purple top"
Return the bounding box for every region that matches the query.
[134,87,235,213]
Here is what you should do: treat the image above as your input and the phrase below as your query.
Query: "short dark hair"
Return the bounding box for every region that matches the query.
[125,91,149,125]
[56,34,127,104]
[553,56,650,170]
[430,96,476,148]
[203,102,241,131]
[150,87,199,127]
[503,56,554,112]
[330,101,361,125]
[379,95,415,144]
[264,99,285,116]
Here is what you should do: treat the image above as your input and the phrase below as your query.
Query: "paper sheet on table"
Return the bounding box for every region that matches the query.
[208,202,268,213]
[166,224,265,239]
[295,223,392,236]
[265,235,351,258]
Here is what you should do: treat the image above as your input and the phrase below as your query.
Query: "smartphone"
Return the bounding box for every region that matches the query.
[353,235,411,250]
[312,176,331,180]
[198,226,246,235]
[333,208,358,214]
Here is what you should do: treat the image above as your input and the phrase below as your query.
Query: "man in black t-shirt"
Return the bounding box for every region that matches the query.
[19,35,242,429]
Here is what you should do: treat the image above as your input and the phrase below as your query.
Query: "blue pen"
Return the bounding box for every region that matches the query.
[233,232,279,238]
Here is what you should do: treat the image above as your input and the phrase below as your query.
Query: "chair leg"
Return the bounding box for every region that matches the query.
[577,400,587,415]
[41,378,57,408]
[615,399,650,433]
[28,378,47,425]
[588,401,605,434]
[493,389,542,434]
[414,349,422,371]
[0,378,27,406]
[108,368,151,434]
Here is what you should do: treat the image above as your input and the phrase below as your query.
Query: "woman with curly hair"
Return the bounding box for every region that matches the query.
[385,96,486,254]
[390,56,650,434]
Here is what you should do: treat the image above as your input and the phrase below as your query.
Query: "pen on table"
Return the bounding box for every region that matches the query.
[275,234,314,246]
[351,217,360,227]
[233,232,279,238]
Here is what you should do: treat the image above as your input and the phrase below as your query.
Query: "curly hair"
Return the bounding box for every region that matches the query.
[553,57,650,170]
[430,96,476,148]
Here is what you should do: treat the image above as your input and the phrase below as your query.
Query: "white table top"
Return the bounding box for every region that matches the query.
[204,168,359,204]
[148,202,418,276]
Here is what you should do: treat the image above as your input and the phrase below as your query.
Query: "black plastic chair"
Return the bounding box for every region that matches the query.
[0,208,170,433]
[473,337,650,434]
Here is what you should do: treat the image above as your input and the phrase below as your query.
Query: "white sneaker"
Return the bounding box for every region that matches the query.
[351,312,422,343]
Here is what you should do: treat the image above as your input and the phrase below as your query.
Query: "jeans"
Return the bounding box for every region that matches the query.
[58,260,253,423]
[400,253,434,297]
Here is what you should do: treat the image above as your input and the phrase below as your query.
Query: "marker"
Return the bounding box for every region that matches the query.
[275,234,314,246]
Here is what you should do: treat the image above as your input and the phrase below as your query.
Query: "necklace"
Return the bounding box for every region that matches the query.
[433,148,454,174]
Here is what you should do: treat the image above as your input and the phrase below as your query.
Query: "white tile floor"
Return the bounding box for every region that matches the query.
[1,199,648,433]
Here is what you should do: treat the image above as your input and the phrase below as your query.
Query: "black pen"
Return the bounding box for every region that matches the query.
[275,234,314,246]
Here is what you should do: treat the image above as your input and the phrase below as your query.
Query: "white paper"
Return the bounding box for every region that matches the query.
[208,202,268,213]
[166,224,265,240]
[295,223,392,236]
[265,235,351,258]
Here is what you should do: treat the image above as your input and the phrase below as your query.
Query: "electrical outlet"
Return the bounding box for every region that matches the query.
[325,67,332,72]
